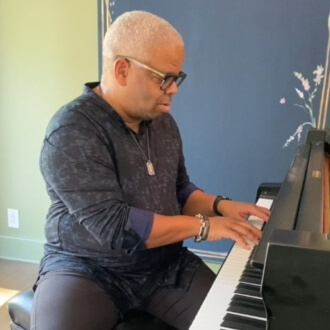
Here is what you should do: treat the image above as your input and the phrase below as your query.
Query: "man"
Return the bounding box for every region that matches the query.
[32,10,270,330]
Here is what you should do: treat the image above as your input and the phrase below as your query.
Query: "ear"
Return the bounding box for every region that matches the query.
[114,58,129,86]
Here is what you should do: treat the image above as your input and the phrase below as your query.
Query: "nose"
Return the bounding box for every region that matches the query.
[164,81,179,95]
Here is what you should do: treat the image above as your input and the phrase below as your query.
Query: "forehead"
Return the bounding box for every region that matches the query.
[148,43,185,73]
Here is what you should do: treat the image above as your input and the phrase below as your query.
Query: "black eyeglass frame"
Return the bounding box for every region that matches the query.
[116,55,187,91]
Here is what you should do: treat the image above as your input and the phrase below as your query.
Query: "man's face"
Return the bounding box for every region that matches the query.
[121,44,185,123]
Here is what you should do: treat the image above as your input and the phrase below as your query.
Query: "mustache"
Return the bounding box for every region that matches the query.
[157,97,172,104]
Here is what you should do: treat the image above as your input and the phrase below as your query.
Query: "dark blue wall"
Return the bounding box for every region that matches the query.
[109,0,330,255]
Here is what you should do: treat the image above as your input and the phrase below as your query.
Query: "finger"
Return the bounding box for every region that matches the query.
[249,207,270,221]
[234,223,262,244]
[239,220,263,237]
[259,206,271,215]
[229,231,251,250]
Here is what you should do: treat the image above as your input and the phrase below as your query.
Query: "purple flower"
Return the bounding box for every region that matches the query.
[302,79,310,91]
[297,125,303,141]
[313,65,324,85]
[283,135,294,148]
[282,65,324,148]
[295,88,304,99]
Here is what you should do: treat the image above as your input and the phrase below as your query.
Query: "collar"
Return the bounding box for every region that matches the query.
[83,82,151,136]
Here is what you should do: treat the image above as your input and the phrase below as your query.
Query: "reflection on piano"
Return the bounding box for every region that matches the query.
[190,129,330,330]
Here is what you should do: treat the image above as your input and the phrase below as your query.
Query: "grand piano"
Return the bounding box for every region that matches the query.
[190,129,330,330]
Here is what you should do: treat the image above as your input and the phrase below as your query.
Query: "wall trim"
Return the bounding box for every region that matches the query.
[0,237,226,267]
[0,235,45,263]
[188,248,227,263]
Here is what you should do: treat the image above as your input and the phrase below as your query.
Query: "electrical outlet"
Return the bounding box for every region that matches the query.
[8,209,19,228]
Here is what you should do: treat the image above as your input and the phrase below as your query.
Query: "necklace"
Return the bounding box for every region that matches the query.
[129,128,155,176]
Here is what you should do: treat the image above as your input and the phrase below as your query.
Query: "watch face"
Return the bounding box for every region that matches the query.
[219,196,231,200]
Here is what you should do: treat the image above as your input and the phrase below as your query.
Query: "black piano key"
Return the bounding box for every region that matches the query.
[239,274,261,285]
[242,269,262,278]
[227,305,265,319]
[228,296,266,319]
[235,283,262,298]
[230,295,264,308]
[245,264,262,273]
[243,265,260,275]
[242,267,260,273]
[220,313,266,330]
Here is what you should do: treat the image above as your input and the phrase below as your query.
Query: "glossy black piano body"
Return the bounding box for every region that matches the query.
[253,129,330,330]
[190,129,330,330]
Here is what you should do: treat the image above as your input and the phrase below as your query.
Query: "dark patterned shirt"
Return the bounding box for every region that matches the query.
[37,82,202,311]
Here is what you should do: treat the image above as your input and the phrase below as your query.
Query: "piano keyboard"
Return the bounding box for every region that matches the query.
[190,198,273,330]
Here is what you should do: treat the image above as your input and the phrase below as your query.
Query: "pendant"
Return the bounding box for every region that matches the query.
[146,160,155,176]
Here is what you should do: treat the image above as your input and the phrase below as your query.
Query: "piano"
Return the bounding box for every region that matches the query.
[190,129,330,330]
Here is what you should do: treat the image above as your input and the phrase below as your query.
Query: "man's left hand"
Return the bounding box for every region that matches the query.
[217,200,270,222]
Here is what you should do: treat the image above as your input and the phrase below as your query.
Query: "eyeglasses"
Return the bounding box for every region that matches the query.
[116,55,187,91]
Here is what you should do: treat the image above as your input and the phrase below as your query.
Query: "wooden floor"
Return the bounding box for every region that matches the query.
[0,259,39,330]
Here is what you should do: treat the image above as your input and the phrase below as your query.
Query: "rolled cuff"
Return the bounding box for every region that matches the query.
[125,207,154,241]
[177,182,201,208]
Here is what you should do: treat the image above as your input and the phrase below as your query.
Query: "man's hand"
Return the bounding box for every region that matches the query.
[217,200,270,222]
[206,216,263,249]
[207,200,271,249]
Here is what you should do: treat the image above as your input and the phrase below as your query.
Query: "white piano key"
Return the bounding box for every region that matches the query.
[189,197,273,330]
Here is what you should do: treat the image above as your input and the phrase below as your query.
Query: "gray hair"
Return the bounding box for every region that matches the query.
[102,10,184,72]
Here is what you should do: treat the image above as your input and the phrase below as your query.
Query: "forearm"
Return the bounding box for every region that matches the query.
[182,189,217,217]
[145,213,200,248]
[144,190,217,249]
[145,190,271,250]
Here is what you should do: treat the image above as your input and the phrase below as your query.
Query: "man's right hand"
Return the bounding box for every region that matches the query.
[207,217,262,250]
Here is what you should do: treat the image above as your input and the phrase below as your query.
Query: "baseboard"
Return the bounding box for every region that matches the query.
[0,236,45,263]
[189,248,227,263]
[0,237,226,270]
[188,248,226,274]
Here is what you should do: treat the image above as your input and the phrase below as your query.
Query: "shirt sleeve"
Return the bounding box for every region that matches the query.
[177,182,200,207]
[41,118,151,251]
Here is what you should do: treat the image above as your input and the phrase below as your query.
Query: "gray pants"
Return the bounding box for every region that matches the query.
[30,262,215,330]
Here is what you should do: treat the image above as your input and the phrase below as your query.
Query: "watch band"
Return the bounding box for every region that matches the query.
[213,195,232,216]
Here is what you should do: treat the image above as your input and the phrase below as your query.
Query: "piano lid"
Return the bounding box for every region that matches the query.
[251,143,311,269]
[251,129,330,269]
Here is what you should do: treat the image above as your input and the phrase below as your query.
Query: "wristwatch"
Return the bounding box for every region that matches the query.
[213,195,232,216]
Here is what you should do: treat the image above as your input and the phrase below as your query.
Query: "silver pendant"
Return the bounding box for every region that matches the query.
[146,160,155,176]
